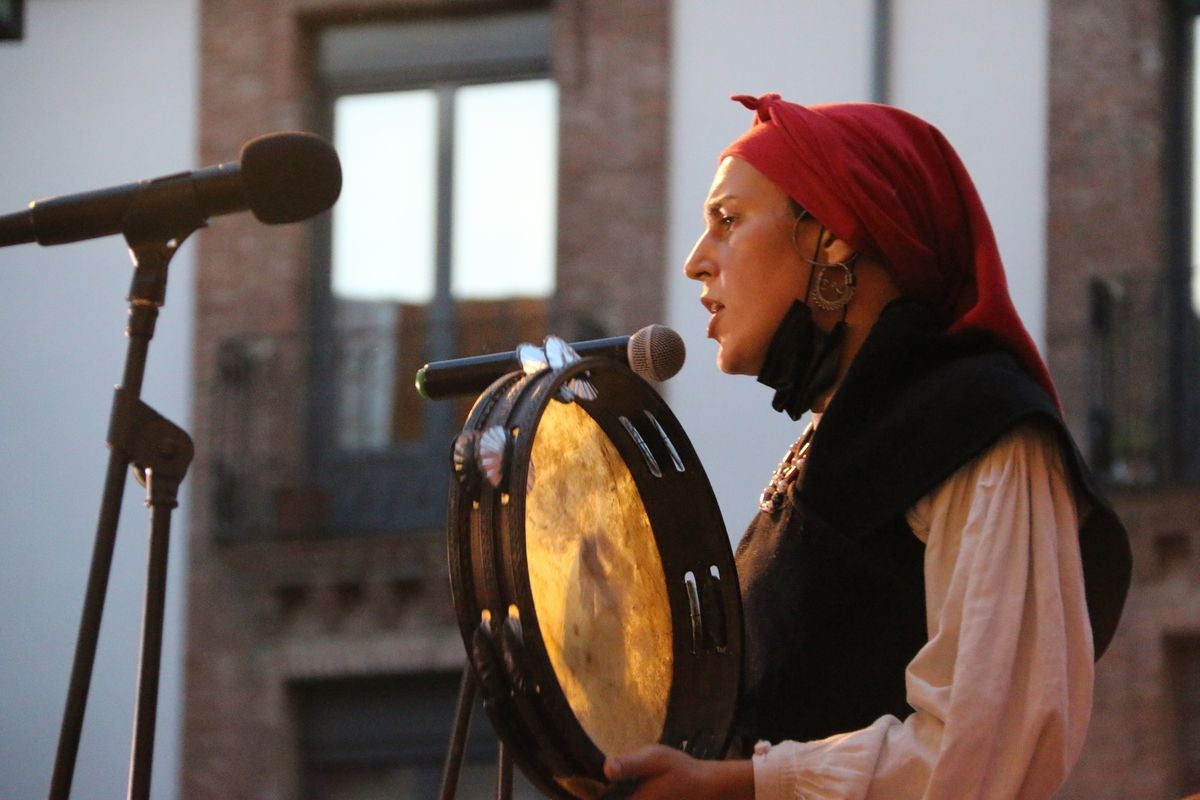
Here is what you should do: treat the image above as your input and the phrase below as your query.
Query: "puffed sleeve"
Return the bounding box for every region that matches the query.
[752,422,1093,800]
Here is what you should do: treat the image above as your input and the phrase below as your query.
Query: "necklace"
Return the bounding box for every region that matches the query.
[759,423,815,513]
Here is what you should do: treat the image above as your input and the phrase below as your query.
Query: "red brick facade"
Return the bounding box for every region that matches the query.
[184,1,668,796]
[1050,1,1200,797]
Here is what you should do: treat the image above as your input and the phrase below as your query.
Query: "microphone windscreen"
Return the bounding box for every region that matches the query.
[240,132,343,224]
[628,324,685,382]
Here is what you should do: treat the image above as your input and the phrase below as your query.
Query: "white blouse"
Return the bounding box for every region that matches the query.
[752,422,1094,800]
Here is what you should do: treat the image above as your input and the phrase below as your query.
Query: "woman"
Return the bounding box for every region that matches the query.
[603,94,1131,799]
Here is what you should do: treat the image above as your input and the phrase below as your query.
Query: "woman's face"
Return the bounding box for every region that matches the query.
[684,156,810,375]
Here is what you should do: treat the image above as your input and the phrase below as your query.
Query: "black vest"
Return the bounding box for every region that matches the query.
[734,300,1131,745]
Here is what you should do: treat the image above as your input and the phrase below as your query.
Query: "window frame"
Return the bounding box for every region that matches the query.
[1166,0,1200,483]
[0,0,23,40]
[305,9,556,535]
[292,671,540,799]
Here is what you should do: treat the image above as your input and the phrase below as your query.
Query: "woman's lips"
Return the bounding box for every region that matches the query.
[705,301,724,339]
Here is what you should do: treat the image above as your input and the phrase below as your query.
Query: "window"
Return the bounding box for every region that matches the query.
[311,10,557,534]
[1166,636,1200,794]
[1085,276,1145,482]
[294,672,540,799]
[0,0,23,40]
[1168,2,1200,482]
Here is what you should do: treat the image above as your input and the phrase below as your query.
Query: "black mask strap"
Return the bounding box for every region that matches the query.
[756,217,854,418]
[757,301,848,420]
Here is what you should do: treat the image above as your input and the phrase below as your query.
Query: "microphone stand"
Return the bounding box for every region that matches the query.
[47,212,196,800]
[438,666,514,800]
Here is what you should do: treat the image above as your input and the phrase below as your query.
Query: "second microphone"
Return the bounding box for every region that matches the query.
[415,324,686,400]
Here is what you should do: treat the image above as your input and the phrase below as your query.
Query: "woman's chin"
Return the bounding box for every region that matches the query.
[716,348,758,376]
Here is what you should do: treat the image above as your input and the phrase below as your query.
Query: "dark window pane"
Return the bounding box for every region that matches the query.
[295,673,540,800]
[1167,637,1200,793]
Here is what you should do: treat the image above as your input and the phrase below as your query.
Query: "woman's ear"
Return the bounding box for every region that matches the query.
[819,228,857,265]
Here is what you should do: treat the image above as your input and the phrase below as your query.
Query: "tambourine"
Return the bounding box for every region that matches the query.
[446,341,742,799]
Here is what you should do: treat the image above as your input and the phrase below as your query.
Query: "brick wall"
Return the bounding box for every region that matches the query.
[1049,1,1200,797]
[1065,486,1200,799]
[183,1,668,796]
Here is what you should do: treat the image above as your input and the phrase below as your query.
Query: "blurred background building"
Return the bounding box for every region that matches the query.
[1,1,1198,798]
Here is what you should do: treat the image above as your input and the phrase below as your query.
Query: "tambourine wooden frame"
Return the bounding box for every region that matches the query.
[447,358,742,799]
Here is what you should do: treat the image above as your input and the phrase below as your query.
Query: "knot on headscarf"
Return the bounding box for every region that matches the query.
[720,93,1058,405]
[731,93,780,121]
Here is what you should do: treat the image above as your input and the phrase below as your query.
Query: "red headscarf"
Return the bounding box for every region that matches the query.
[720,93,1058,405]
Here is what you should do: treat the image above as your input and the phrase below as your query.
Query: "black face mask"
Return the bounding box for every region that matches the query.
[756,300,847,420]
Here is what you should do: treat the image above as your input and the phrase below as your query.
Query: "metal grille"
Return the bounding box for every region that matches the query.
[209,299,555,540]
[1087,273,1172,485]
[210,332,309,540]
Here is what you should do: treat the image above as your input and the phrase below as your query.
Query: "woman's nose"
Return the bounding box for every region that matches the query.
[683,233,713,281]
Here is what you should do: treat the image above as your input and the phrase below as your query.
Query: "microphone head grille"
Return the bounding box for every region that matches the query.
[241,131,343,225]
[628,324,686,382]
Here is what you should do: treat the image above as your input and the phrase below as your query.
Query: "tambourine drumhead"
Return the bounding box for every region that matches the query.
[526,399,673,756]
[447,357,741,800]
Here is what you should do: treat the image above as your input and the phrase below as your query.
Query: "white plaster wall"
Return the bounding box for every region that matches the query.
[891,0,1049,350]
[0,2,197,798]
[668,1,1049,540]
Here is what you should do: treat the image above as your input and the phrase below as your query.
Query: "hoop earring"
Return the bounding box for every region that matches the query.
[808,256,858,312]
[789,210,810,250]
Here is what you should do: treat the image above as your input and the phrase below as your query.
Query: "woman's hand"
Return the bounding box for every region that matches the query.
[604,745,754,800]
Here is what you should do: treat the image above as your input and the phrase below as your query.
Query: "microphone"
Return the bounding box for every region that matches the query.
[415,324,686,400]
[0,131,342,247]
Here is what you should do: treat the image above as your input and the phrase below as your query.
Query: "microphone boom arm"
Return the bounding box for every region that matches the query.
[415,335,631,401]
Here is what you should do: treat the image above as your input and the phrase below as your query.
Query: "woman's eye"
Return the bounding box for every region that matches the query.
[720,215,736,228]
